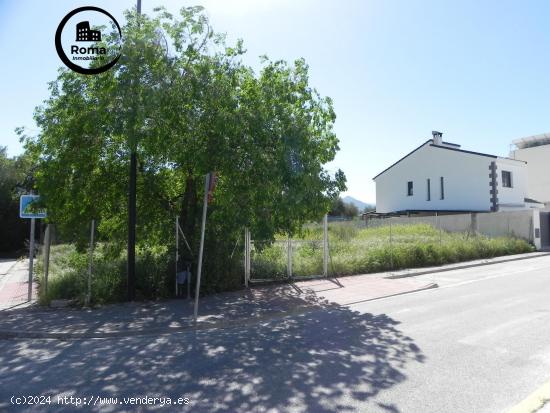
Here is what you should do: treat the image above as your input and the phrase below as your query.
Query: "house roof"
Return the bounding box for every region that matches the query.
[372,139,524,180]
[429,143,498,159]
[364,209,490,217]
[372,140,431,181]
[524,197,544,204]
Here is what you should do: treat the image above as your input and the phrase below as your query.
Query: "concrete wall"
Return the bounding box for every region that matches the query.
[366,210,542,249]
[375,143,494,213]
[477,211,532,241]
[510,144,550,205]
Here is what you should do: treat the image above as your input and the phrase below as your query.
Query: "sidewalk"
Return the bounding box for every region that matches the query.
[1,252,547,340]
[0,259,37,311]
[0,273,436,339]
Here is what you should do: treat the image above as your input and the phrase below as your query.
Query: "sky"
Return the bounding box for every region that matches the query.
[1,0,550,204]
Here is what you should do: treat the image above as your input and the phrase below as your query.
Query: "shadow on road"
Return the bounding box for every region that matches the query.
[0,293,424,412]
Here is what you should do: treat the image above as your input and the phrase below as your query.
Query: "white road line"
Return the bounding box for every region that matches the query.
[349,260,550,307]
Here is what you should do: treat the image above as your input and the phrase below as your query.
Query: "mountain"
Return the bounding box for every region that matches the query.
[342,196,375,211]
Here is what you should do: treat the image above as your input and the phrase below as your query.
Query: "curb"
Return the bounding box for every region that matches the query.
[0,282,438,340]
[385,253,550,280]
[507,379,550,413]
[341,282,438,306]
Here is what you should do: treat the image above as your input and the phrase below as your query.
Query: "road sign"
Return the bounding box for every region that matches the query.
[19,195,47,219]
[207,172,218,204]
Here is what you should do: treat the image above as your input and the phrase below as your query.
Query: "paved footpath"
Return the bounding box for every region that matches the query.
[0,272,435,339]
[0,251,545,339]
[0,259,36,311]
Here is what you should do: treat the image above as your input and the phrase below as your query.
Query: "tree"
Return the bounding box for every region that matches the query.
[19,6,346,292]
[0,147,32,255]
[329,197,358,219]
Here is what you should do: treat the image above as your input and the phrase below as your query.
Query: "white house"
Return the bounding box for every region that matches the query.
[510,133,550,209]
[373,132,534,214]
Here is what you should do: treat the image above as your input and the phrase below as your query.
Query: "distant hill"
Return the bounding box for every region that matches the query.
[342,196,375,212]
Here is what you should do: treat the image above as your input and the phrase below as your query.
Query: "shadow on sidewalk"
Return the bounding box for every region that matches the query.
[0,292,424,412]
[0,285,333,336]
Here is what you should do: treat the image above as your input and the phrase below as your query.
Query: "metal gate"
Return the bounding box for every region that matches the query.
[243,215,329,284]
[540,212,550,249]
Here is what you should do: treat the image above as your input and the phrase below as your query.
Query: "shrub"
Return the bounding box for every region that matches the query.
[36,243,175,306]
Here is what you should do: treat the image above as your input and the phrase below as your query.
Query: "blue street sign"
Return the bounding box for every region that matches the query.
[20,195,47,219]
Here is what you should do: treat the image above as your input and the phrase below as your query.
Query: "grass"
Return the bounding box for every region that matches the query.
[35,243,173,306]
[251,222,534,279]
[36,222,535,305]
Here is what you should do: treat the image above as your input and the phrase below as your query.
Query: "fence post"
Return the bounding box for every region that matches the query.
[193,173,210,323]
[248,229,251,285]
[175,216,179,296]
[389,219,393,270]
[287,236,293,280]
[28,217,36,302]
[437,211,442,247]
[243,228,247,287]
[437,212,443,265]
[244,228,250,287]
[43,224,51,297]
[323,214,328,277]
[85,219,95,306]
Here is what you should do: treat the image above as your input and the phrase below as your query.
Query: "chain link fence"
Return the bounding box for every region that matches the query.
[245,210,537,284]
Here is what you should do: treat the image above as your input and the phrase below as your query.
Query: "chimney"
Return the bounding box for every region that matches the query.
[432,131,443,146]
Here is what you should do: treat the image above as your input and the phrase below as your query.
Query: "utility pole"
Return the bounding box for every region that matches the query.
[127,0,141,301]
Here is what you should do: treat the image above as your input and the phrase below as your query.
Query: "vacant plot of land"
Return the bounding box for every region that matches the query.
[251,223,534,279]
[35,223,533,305]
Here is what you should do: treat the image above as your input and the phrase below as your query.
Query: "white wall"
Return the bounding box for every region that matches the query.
[375,143,494,213]
[511,144,550,205]
[495,158,528,209]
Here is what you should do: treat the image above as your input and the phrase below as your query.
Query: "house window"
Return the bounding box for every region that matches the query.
[502,171,512,188]
[407,181,413,196]
[427,179,431,201]
[440,177,444,200]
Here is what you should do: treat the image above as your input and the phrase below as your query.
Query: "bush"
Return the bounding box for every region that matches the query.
[36,243,174,306]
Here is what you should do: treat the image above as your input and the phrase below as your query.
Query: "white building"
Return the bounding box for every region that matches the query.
[510,133,550,209]
[374,132,534,214]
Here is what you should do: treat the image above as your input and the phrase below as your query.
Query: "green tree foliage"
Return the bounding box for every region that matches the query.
[0,147,32,255]
[329,197,359,219]
[19,7,345,292]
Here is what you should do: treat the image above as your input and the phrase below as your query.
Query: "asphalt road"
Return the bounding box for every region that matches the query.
[1,256,550,412]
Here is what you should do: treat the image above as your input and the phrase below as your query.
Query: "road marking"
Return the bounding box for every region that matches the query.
[437,267,539,289]
[349,262,550,306]
[458,313,542,345]
[507,379,550,413]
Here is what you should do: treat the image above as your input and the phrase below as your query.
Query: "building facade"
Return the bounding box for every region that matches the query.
[374,132,530,214]
[510,133,550,209]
